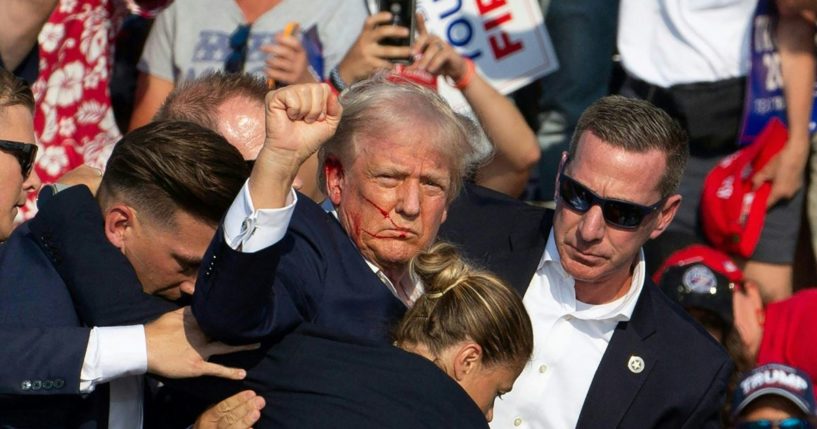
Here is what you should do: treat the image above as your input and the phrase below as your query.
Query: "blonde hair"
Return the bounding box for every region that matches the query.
[394,242,533,367]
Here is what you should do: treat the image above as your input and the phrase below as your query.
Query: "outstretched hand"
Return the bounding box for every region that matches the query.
[145,308,258,380]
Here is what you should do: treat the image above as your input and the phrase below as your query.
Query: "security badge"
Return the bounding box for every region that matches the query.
[628,355,645,374]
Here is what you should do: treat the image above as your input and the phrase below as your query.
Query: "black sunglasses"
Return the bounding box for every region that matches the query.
[225,24,251,74]
[558,172,664,229]
[736,417,814,429]
[0,139,37,178]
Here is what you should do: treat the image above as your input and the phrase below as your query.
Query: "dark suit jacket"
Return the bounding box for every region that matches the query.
[0,186,176,428]
[247,324,488,428]
[438,183,732,429]
[193,192,407,345]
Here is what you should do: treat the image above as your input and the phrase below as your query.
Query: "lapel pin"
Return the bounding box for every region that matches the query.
[628,355,645,374]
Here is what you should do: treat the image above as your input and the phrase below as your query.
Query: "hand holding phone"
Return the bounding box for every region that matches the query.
[378,0,415,47]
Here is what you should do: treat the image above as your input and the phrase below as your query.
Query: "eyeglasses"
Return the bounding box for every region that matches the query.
[224,23,251,74]
[0,139,37,178]
[736,417,814,429]
[557,172,664,229]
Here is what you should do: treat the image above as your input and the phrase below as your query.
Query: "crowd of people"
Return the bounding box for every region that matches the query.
[1,0,816,428]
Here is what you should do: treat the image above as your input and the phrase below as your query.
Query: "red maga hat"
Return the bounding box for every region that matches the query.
[700,117,787,258]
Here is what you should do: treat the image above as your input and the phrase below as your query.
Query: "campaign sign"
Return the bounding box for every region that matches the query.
[418,0,558,110]
[740,0,817,146]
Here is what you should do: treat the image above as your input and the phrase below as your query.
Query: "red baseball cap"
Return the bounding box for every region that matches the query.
[699,117,787,258]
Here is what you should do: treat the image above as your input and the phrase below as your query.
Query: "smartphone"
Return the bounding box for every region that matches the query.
[379,0,415,59]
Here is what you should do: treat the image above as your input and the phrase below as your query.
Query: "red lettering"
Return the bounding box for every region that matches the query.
[483,12,511,31]
[476,0,506,15]
[489,31,523,60]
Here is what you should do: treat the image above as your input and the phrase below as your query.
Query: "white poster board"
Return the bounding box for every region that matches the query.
[417,0,558,111]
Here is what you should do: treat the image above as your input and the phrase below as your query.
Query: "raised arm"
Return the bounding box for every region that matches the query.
[193,83,341,344]
[411,16,539,197]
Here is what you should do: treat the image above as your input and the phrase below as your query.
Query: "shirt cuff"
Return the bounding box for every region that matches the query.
[223,180,298,253]
[79,325,148,393]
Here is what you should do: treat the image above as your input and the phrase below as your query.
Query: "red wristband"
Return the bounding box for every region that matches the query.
[448,58,475,90]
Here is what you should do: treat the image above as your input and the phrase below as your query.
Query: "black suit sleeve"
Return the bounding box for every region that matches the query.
[0,327,89,394]
[28,186,178,326]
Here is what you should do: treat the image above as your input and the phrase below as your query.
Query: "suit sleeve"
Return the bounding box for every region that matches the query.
[193,193,331,345]
[0,327,89,394]
[28,186,178,326]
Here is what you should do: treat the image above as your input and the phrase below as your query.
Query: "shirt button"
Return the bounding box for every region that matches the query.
[514,417,523,426]
[539,364,548,374]
[564,315,574,321]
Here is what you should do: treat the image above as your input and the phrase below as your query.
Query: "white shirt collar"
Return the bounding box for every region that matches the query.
[537,229,645,322]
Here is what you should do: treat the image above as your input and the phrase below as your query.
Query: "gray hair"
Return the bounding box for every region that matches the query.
[318,75,483,201]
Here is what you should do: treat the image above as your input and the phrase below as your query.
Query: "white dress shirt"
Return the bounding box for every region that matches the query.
[223,181,422,305]
[81,325,148,428]
[490,230,645,429]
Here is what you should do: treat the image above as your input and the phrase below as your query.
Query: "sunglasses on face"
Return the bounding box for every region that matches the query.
[0,139,37,178]
[224,23,251,74]
[557,171,664,230]
[736,417,814,429]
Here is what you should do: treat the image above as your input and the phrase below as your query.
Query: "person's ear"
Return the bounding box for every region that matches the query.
[451,342,483,382]
[324,156,345,206]
[649,194,682,239]
[104,204,137,251]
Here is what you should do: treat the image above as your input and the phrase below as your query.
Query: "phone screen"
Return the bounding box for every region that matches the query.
[379,0,415,51]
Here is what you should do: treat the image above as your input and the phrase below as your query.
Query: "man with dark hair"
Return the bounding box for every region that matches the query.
[439,95,733,428]
[0,90,256,427]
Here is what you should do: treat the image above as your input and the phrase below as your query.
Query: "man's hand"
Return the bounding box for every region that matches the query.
[194,390,265,429]
[336,12,412,84]
[751,136,809,207]
[409,14,467,80]
[249,83,341,209]
[145,308,258,380]
[261,34,317,86]
[56,165,103,195]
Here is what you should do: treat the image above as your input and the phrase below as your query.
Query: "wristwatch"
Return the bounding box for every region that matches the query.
[329,66,348,92]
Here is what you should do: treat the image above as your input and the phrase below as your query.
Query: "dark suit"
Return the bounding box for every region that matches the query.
[193,192,407,345]
[438,184,732,428]
[0,186,176,427]
[248,324,487,428]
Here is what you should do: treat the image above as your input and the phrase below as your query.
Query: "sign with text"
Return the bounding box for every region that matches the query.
[740,0,817,146]
[418,0,558,111]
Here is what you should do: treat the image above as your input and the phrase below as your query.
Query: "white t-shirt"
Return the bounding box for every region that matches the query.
[138,0,367,82]
[618,0,756,87]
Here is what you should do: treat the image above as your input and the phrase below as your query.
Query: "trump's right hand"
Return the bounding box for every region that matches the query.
[250,83,342,209]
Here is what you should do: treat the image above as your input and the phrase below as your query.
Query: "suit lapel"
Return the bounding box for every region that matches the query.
[576,285,658,428]
[490,212,551,296]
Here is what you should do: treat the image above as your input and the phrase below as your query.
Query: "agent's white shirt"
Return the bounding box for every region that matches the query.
[490,231,645,429]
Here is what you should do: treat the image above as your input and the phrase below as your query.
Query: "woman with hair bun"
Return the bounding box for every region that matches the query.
[233,241,533,428]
